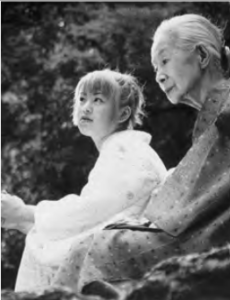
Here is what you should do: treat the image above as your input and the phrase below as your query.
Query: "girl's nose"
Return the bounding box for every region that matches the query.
[83,102,93,114]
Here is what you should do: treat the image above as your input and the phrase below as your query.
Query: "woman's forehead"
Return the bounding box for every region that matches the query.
[152,43,169,63]
[152,31,177,59]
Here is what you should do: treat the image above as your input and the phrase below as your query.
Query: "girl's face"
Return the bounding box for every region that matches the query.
[151,32,203,109]
[75,88,121,145]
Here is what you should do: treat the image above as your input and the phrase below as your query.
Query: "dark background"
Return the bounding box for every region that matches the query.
[1,1,230,290]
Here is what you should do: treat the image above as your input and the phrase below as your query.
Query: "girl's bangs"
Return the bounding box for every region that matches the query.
[78,72,117,99]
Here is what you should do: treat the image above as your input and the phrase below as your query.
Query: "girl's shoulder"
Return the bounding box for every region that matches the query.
[99,130,155,166]
[100,129,167,176]
[101,130,152,153]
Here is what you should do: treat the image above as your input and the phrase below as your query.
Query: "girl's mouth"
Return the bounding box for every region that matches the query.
[80,116,93,122]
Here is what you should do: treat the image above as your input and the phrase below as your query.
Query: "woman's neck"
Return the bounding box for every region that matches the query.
[184,71,224,111]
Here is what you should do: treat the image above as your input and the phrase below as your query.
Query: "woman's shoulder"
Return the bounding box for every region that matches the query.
[209,79,230,99]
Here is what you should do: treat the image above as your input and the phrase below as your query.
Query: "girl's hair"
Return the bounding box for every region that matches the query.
[73,69,145,128]
[152,14,230,77]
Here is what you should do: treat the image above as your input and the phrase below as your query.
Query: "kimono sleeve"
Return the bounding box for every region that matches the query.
[145,125,220,236]
[145,86,230,237]
[34,139,164,241]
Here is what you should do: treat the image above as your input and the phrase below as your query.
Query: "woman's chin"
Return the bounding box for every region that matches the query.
[179,97,201,110]
[167,94,180,105]
[168,92,200,109]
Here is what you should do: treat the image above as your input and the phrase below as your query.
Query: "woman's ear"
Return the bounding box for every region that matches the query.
[195,43,210,69]
[118,106,131,124]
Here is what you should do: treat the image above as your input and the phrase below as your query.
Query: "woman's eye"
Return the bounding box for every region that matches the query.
[162,58,168,65]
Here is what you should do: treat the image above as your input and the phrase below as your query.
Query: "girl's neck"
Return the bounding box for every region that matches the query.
[92,130,118,152]
[93,135,110,152]
[93,126,130,151]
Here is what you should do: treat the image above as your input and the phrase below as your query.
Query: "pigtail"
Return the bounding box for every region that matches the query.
[129,78,146,127]
[116,74,146,128]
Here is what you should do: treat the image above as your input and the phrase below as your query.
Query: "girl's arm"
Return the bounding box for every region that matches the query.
[19,205,35,234]
[34,136,166,241]
[1,192,35,234]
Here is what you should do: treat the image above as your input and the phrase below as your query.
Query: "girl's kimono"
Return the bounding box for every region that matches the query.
[15,130,167,292]
[70,80,230,294]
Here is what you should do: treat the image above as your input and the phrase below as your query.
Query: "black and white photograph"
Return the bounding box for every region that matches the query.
[1,1,230,299]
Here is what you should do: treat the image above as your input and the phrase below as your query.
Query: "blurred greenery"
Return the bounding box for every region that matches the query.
[1,2,230,290]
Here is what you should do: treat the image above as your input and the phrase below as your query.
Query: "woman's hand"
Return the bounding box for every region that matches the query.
[1,191,35,234]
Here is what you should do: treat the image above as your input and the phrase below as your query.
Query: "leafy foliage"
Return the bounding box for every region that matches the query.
[1,2,230,289]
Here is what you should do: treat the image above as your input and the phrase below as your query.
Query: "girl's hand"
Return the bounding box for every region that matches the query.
[1,191,34,233]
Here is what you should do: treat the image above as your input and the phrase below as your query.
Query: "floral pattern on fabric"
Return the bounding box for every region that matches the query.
[15,130,167,292]
[71,80,230,291]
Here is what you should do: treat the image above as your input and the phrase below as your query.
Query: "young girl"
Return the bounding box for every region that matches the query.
[1,69,167,292]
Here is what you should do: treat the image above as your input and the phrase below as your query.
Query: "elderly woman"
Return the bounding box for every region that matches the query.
[66,13,230,295]
[146,13,230,241]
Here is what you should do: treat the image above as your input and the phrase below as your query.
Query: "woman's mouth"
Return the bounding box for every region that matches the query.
[165,86,174,94]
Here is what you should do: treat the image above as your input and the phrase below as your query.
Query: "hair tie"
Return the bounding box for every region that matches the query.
[220,45,230,76]
[225,45,230,56]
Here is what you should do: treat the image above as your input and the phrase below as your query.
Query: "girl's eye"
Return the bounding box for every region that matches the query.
[94,97,103,103]
[79,97,85,102]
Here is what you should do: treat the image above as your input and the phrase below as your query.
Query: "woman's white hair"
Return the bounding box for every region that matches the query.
[152,14,230,76]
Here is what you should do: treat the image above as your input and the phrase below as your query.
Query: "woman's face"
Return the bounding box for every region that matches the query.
[151,32,202,109]
[75,89,120,142]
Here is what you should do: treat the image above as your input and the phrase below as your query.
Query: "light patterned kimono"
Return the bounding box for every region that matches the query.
[64,80,229,296]
[71,80,229,296]
[15,130,167,292]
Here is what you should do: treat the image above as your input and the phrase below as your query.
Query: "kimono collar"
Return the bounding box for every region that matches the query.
[100,130,152,152]
[192,79,230,141]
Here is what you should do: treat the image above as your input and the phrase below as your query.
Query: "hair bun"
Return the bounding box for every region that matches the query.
[225,45,230,57]
[221,45,230,77]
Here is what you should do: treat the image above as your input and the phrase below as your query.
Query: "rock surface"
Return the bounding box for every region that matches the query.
[2,244,230,300]
[123,244,230,300]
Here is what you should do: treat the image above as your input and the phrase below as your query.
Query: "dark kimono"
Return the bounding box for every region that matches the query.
[146,80,230,240]
[55,80,230,292]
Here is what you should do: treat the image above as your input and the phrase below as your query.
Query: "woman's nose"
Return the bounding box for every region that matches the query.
[156,71,166,84]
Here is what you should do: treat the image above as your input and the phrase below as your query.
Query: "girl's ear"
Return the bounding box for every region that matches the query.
[118,106,131,124]
[195,43,210,69]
